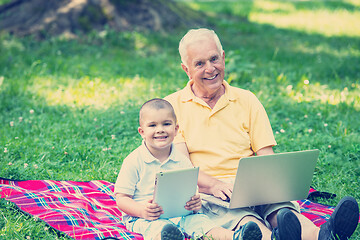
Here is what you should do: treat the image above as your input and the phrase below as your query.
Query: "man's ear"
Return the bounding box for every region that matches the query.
[181,63,191,80]
[174,124,179,136]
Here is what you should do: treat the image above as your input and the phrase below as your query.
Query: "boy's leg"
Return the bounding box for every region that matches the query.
[129,218,175,240]
[179,213,217,239]
[179,213,260,240]
[160,223,184,240]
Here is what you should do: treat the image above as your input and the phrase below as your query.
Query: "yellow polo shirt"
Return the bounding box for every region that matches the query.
[165,80,277,179]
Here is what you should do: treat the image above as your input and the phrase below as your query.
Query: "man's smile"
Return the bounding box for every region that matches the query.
[203,74,218,80]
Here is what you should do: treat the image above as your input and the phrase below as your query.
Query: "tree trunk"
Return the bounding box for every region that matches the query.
[0,0,206,38]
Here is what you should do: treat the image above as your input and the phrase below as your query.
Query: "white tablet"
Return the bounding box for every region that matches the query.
[153,167,199,219]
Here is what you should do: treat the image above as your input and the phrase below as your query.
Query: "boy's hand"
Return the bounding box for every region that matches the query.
[185,194,202,213]
[141,199,163,220]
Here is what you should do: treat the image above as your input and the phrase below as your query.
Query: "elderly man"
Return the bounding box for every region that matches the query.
[165,28,359,240]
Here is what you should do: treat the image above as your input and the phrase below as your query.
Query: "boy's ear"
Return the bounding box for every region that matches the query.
[138,126,145,138]
[181,63,191,80]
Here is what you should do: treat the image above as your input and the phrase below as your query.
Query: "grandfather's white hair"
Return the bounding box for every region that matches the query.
[179,28,224,67]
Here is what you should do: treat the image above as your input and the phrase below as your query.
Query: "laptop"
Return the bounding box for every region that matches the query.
[153,167,199,219]
[200,149,319,209]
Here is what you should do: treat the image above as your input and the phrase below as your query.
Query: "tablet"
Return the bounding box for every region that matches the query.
[153,167,199,219]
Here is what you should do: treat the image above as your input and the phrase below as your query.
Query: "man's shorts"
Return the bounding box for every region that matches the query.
[201,200,300,230]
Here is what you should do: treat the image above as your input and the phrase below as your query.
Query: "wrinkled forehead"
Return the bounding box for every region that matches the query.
[187,39,221,62]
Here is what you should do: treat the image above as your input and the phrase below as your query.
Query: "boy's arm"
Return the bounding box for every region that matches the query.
[115,193,164,221]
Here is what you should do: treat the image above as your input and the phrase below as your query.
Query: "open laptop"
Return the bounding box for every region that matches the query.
[153,167,199,219]
[200,149,319,209]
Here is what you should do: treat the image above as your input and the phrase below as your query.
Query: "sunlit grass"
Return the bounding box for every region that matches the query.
[254,0,296,13]
[347,0,360,7]
[30,75,163,109]
[283,80,360,109]
[251,1,360,37]
[292,40,360,58]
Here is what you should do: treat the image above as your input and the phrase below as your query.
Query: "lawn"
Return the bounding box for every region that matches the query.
[1,0,359,239]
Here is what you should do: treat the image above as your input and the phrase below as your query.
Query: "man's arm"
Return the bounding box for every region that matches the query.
[256,145,274,156]
[174,142,190,158]
[174,142,232,200]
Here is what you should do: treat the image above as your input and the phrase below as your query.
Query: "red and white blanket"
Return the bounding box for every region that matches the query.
[1,178,358,240]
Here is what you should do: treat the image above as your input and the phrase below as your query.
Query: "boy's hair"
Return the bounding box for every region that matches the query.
[139,98,177,125]
[179,28,224,68]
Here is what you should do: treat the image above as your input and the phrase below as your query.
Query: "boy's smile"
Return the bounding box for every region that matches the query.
[154,135,168,140]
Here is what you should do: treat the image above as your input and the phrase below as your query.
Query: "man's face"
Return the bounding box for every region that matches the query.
[182,38,225,93]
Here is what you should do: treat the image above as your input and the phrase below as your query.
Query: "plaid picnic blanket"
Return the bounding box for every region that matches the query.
[0,178,358,240]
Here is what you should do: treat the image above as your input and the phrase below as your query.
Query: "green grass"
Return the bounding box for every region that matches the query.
[1,0,360,239]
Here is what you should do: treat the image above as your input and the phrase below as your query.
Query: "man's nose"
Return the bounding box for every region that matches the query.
[204,61,215,73]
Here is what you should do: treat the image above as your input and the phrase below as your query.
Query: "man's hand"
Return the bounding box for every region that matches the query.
[185,194,202,213]
[140,199,164,221]
[209,180,233,201]
[198,170,233,200]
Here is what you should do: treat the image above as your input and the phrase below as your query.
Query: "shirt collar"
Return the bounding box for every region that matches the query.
[141,141,179,164]
[180,80,237,102]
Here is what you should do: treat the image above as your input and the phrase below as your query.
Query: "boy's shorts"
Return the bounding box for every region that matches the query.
[125,213,216,240]
[201,200,300,230]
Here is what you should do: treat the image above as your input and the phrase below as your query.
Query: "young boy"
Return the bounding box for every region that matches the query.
[114,98,263,240]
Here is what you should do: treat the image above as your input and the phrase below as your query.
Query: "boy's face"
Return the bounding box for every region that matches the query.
[138,108,178,154]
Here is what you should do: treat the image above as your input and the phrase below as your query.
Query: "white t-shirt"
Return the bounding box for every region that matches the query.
[114,142,193,204]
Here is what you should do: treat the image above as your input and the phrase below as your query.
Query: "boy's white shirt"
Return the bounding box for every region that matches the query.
[114,141,194,216]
